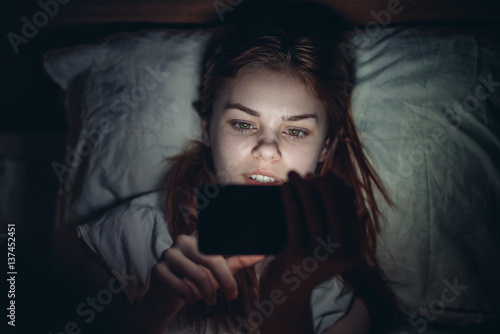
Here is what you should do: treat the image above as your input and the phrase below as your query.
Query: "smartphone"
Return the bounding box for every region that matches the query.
[197,184,287,255]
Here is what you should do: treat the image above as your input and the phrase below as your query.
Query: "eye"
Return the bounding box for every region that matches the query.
[238,122,252,130]
[287,129,302,136]
[284,128,308,138]
[230,121,256,133]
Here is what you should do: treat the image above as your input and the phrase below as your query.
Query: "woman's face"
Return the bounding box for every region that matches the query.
[203,68,330,185]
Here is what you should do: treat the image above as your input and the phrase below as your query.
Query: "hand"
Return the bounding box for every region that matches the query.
[125,234,263,334]
[259,170,364,297]
[149,233,264,309]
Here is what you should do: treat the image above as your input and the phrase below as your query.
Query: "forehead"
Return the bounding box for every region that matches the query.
[214,67,326,118]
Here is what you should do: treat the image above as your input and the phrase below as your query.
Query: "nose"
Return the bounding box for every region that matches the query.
[252,138,281,162]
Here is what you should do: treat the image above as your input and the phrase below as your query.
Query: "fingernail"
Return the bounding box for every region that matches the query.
[229,289,238,300]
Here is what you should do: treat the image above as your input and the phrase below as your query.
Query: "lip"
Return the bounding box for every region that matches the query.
[243,169,282,186]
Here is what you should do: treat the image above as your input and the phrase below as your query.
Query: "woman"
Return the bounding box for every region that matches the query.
[123,4,398,332]
[77,3,397,333]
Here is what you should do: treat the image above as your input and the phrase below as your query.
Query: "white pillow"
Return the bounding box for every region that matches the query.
[45,26,500,327]
[44,30,209,221]
[350,27,500,326]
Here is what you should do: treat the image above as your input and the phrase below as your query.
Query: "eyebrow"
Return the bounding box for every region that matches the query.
[225,102,318,122]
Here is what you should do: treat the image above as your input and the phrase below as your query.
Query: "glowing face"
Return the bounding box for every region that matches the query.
[203,68,330,185]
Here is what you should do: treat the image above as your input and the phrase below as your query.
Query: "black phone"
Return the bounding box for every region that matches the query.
[197,184,287,255]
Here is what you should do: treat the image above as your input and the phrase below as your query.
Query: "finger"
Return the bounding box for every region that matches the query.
[198,256,239,300]
[152,261,199,304]
[182,278,203,301]
[203,254,265,300]
[311,175,344,244]
[162,247,218,306]
[176,235,238,301]
[326,172,359,240]
[288,171,327,247]
[226,255,265,275]
[281,171,308,254]
[315,173,360,264]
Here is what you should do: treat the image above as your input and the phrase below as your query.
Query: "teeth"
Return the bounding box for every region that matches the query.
[249,174,277,183]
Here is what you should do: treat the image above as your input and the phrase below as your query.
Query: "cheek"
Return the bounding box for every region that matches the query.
[212,134,250,171]
[284,145,323,175]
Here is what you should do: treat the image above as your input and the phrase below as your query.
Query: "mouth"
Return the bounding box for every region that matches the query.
[244,171,282,185]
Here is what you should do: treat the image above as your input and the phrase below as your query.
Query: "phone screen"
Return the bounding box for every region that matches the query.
[197,184,287,255]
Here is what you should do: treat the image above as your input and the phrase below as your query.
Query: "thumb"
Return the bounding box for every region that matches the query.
[227,255,265,275]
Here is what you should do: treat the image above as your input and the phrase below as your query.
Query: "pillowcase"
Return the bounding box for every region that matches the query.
[350,27,500,326]
[45,26,500,327]
[44,30,210,222]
